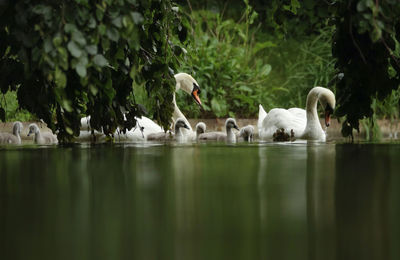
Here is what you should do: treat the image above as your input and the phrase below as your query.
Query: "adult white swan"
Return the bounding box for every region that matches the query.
[258,87,335,141]
[79,73,202,141]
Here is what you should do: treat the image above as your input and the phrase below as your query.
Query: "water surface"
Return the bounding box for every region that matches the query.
[1,142,400,260]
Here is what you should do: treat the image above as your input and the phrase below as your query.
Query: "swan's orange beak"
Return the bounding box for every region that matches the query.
[325,110,331,127]
[191,89,202,107]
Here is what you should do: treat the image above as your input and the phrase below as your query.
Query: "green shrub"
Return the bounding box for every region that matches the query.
[1,92,35,122]
[176,2,274,118]
[263,26,337,110]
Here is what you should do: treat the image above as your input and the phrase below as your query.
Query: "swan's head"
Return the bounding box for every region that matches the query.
[175,118,190,131]
[317,87,336,127]
[13,121,23,134]
[225,118,239,131]
[195,122,206,135]
[174,73,202,107]
[27,123,40,136]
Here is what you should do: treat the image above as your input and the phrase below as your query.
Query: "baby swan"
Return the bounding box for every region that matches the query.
[0,121,23,144]
[146,118,190,142]
[28,123,58,144]
[195,122,206,140]
[237,125,254,142]
[199,118,239,142]
[174,118,190,142]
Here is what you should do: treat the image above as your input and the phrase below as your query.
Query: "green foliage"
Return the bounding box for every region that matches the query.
[264,26,336,110]
[334,0,400,139]
[363,89,400,141]
[175,3,274,118]
[0,91,35,122]
[374,88,400,122]
[254,0,333,38]
[0,0,188,141]
[174,7,335,118]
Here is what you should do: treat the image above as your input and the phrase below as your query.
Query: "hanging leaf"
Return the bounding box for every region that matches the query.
[93,54,108,67]
[67,41,82,58]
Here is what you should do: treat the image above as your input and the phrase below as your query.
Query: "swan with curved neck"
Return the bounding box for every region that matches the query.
[79,73,202,141]
[258,87,335,141]
[173,73,201,132]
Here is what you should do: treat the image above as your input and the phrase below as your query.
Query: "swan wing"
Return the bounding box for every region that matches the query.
[288,108,306,118]
[260,108,306,139]
[258,104,267,136]
[136,116,163,133]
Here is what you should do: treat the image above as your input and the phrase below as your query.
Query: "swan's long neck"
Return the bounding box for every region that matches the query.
[303,89,324,139]
[226,127,236,142]
[13,125,21,143]
[172,93,193,132]
[306,91,319,124]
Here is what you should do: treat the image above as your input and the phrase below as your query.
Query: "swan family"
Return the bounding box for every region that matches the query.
[0,73,336,145]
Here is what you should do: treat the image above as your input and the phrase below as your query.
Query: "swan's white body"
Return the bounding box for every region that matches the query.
[258,87,335,141]
[78,73,201,141]
[0,121,23,144]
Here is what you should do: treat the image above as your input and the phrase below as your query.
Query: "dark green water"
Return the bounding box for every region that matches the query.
[1,142,400,260]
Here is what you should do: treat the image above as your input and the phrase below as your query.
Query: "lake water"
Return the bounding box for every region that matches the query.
[1,141,400,260]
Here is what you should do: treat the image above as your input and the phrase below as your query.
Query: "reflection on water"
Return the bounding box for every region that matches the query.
[0,143,400,260]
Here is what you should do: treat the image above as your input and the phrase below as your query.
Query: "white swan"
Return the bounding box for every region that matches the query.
[28,123,58,144]
[199,118,239,142]
[0,121,23,144]
[258,87,335,141]
[79,73,201,141]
